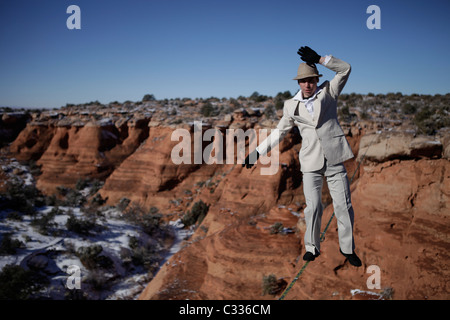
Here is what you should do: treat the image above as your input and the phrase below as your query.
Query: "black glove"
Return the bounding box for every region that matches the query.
[297,46,321,64]
[242,150,260,169]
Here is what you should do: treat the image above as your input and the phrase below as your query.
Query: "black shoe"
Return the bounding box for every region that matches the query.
[340,249,362,267]
[303,250,320,262]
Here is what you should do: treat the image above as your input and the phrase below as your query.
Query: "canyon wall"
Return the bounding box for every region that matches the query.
[136,132,449,300]
[3,107,449,300]
[9,115,150,194]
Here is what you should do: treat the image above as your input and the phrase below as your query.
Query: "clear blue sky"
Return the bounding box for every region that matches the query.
[1,0,449,109]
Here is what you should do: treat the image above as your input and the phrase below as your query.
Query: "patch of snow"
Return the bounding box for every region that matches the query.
[0,203,178,300]
[1,158,35,186]
[163,219,194,260]
[350,289,384,300]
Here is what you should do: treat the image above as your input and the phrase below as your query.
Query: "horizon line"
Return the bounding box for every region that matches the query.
[2,91,450,110]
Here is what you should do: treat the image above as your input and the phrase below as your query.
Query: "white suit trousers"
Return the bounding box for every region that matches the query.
[302,161,355,255]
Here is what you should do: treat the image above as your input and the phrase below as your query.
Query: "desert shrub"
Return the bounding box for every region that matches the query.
[149,206,159,214]
[182,200,209,227]
[28,160,42,176]
[201,102,216,117]
[414,106,434,134]
[64,288,87,300]
[270,222,284,234]
[195,181,205,188]
[117,197,131,212]
[76,178,103,195]
[139,214,163,236]
[31,209,57,235]
[120,236,159,269]
[264,105,276,119]
[142,94,156,101]
[45,194,59,206]
[380,287,394,300]
[123,201,146,216]
[275,91,292,100]
[128,236,140,250]
[90,179,103,194]
[337,105,357,122]
[119,246,132,264]
[84,269,109,291]
[50,206,64,215]
[6,211,23,221]
[0,178,40,215]
[65,189,86,206]
[131,246,158,269]
[123,203,165,236]
[275,99,284,110]
[76,245,113,270]
[414,105,450,135]
[0,264,46,299]
[360,111,370,120]
[82,202,103,220]
[402,103,417,114]
[250,91,269,102]
[66,213,97,235]
[75,178,90,190]
[56,185,69,196]
[56,186,86,206]
[0,233,24,254]
[261,274,286,296]
[131,238,158,268]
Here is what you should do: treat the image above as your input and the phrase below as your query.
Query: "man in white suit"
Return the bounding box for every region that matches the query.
[243,46,361,267]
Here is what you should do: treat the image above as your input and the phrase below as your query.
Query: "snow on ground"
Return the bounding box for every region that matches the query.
[1,158,34,186]
[163,219,194,265]
[0,158,193,300]
[350,289,385,300]
[0,206,132,298]
[0,205,192,299]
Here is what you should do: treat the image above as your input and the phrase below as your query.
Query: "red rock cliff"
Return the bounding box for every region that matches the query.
[5,105,449,300]
[137,130,449,300]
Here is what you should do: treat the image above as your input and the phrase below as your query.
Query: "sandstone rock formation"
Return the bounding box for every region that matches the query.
[9,116,150,194]
[0,112,31,148]
[358,131,443,162]
[9,123,55,161]
[2,94,449,300]
[138,151,449,300]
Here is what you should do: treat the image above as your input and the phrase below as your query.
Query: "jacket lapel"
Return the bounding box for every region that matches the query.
[312,98,321,126]
[298,101,314,124]
[292,89,324,126]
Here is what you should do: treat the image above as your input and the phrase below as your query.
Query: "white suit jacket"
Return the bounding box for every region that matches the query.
[256,55,353,172]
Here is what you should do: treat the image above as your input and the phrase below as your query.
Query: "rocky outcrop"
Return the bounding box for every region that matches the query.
[138,155,449,301]
[98,125,306,214]
[0,112,31,148]
[3,95,449,300]
[139,205,302,300]
[349,158,449,299]
[9,123,56,161]
[135,128,449,300]
[28,117,150,194]
[358,131,443,162]
[99,125,216,210]
[438,128,450,160]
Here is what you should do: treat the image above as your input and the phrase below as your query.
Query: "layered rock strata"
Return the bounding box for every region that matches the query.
[3,102,449,300]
